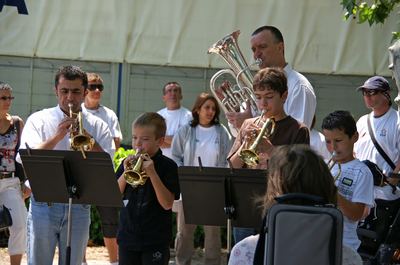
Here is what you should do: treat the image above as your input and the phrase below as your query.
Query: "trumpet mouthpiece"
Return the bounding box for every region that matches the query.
[255,58,262,66]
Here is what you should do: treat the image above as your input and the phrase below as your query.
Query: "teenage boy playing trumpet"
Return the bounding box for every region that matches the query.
[115,112,180,265]
[228,67,310,243]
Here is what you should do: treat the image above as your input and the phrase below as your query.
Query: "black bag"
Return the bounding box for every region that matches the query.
[357,197,400,264]
[0,205,13,230]
[362,160,389,187]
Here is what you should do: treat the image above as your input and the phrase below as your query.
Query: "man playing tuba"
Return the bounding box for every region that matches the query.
[221,26,316,135]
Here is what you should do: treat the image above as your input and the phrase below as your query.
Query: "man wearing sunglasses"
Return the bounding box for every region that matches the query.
[354,76,400,185]
[81,72,122,265]
[82,73,122,149]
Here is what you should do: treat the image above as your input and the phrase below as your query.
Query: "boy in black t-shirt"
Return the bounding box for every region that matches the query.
[116,112,180,265]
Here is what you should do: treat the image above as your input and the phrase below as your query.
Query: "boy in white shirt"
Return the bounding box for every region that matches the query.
[322,110,374,251]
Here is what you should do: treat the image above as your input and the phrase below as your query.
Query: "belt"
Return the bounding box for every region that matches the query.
[0,172,15,179]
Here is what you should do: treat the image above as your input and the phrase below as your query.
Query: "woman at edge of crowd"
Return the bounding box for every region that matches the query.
[171,92,233,265]
[0,82,29,265]
[228,144,363,265]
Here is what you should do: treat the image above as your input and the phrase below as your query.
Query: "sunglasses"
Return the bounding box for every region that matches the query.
[88,84,104,91]
[0,96,15,101]
[362,90,379,96]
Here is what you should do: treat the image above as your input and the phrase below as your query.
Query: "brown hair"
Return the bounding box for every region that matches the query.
[190,93,220,127]
[262,145,337,215]
[132,112,166,139]
[252,67,287,95]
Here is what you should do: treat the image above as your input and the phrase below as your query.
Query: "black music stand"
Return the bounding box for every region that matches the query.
[178,165,267,257]
[19,148,123,265]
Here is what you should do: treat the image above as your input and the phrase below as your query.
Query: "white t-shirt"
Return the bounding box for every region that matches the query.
[330,159,374,250]
[18,106,115,158]
[310,129,330,160]
[82,104,123,140]
[228,234,362,265]
[354,108,400,175]
[192,125,218,167]
[157,107,192,158]
[283,64,316,129]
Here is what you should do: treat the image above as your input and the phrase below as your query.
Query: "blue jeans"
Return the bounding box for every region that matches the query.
[233,227,257,244]
[27,196,90,265]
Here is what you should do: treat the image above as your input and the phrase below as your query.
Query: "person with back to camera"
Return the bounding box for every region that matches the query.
[227,67,309,243]
[226,25,316,134]
[321,110,374,251]
[0,82,28,265]
[171,92,232,265]
[115,112,180,265]
[228,144,363,265]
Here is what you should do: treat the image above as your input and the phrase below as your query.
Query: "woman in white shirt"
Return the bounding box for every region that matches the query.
[172,92,232,265]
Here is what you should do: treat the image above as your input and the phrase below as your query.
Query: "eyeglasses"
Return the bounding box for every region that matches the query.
[88,84,104,91]
[0,96,15,101]
[362,90,379,96]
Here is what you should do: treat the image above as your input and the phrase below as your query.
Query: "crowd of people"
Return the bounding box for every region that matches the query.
[0,24,399,265]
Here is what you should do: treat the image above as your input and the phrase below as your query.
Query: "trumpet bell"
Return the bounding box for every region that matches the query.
[239,149,259,167]
[71,134,92,149]
[124,170,147,186]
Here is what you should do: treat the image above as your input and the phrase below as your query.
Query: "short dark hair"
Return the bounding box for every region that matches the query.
[321,110,357,138]
[190,93,220,127]
[162,81,182,95]
[252,67,288,95]
[252,26,284,44]
[55,65,88,89]
[133,112,166,139]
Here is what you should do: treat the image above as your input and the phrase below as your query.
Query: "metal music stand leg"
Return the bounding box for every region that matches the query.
[224,177,235,263]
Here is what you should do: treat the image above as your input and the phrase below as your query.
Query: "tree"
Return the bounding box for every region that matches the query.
[340,0,400,38]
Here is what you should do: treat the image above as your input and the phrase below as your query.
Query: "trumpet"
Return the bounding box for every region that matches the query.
[68,103,94,159]
[327,152,341,180]
[208,30,261,131]
[239,113,276,166]
[123,152,148,187]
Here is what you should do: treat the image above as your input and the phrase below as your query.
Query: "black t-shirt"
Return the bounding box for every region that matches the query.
[116,149,180,250]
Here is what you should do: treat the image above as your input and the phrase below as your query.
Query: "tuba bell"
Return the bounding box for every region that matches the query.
[123,151,148,187]
[69,103,94,159]
[239,112,276,167]
[208,30,261,122]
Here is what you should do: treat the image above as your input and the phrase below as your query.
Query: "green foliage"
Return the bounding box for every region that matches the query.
[89,206,104,246]
[340,0,400,38]
[113,147,136,170]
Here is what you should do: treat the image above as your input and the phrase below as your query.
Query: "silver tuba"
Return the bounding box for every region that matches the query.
[208,30,260,116]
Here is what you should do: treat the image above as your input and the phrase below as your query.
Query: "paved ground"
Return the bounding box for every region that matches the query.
[0,247,228,265]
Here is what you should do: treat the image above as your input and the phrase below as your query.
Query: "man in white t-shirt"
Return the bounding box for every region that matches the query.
[82,73,122,149]
[226,25,316,136]
[82,72,122,265]
[157,81,192,159]
[354,76,400,184]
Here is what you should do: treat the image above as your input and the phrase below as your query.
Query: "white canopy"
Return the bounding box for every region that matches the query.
[0,0,396,75]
